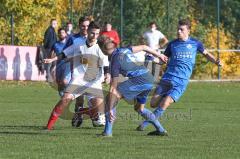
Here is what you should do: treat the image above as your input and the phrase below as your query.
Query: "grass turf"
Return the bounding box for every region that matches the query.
[0,81,240,159]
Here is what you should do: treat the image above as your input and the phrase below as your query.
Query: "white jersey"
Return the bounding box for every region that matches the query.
[143,29,165,50]
[63,42,109,82]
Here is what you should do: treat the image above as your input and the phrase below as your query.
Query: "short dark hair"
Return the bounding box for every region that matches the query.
[178,19,191,29]
[149,21,157,27]
[58,28,66,34]
[88,21,100,30]
[66,21,72,25]
[79,16,91,25]
[50,19,57,23]
[98,35,114,48]
[104,21,112,25]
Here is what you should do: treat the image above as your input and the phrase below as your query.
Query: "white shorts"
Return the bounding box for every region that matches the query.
[65,77,104,100]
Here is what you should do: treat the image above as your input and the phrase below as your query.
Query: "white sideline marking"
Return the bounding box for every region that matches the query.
[190,79,240,82]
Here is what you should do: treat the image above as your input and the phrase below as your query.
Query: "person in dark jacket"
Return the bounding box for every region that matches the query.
[43,19,58,81]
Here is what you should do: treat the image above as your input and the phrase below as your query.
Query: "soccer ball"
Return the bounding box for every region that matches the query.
[92,113,106,127]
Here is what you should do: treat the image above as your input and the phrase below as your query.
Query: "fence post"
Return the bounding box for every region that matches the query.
[120,0,123,46]
[11,13,14,45]
[217,0,221,79]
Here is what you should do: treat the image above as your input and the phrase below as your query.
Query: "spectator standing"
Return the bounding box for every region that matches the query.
[142,21,168,81]
[43,19,58,81]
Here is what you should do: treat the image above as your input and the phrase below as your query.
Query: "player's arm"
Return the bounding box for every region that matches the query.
[202,50,222,66]
[107,77,120,120]
[159,36,168,48]
[43,53,66,63]
[106,54,121,117]
[44,44,81,64]
[131,45,168,63]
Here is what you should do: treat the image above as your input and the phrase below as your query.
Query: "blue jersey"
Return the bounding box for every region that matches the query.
[53,40,68,66]
[110,47,149,78]
[163,37,204,83]
[65,33,86,48]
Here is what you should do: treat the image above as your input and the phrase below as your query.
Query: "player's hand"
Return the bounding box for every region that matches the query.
[216,60,223,67]
[109,110,116,122]
[43,58,54,64]
[158,54,168,63]
[104,73,111,84]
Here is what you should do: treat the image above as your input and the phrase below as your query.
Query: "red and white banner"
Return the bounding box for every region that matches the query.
[0,45,46,81]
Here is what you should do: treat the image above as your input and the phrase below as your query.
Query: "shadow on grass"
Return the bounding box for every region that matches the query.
[0,125,44,130]
[0,131,43,135]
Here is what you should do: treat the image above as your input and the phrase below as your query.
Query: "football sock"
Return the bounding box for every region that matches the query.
[103,107,116,135]
[138,108,163,131]
[139,107,165,131]
[103,112,113,135]
[46,106,63,130]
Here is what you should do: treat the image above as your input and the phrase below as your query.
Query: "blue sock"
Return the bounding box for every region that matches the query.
[140,107,165,130]
[103,107,116,135]
[104,120,113,135]
[139,108,165,132]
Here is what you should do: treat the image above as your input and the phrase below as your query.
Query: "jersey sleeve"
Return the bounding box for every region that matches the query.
[164,42,172,57]
[197,41,205,54]
[97,47,109,67]
[158,30,165,39]
[110,54,121,78]
[143,31,147,39]
[64,36,74,49]
[63,44,81,59]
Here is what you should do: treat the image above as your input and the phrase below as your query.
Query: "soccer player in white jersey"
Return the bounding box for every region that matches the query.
[43,21,109,130]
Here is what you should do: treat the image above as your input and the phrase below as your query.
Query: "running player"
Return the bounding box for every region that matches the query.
[137,19,223,136]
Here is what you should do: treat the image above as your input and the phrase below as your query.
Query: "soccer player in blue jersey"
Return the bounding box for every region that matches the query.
[97,35,169,137]
[53,28,71,96]
[137,19,222,136]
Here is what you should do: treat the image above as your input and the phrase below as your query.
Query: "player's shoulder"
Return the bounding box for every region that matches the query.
[168,39,179,45]
[188,37,202,44]
[117,47,132,54]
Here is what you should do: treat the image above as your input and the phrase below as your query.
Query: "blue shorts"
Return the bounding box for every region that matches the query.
[56,62,71,83]
[155,79,188,102]
[117,73,154,104]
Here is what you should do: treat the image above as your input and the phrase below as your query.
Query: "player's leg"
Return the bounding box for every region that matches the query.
[152,62,161,82]
[147,96,173,136]
[137,80,173,131]
[46,92,73,130]
[72,95,85,127]
[88,96,105,127]
[147,81,187,135]
[134,98,166,134]
[136,93,162,131]
[102,89,122,137]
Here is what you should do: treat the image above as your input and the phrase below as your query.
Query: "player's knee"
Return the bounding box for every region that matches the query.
[159,99,172,109]
[62,93,73,103]
[63,79,68,86]
[150,97,159,108]
[150,100,158,108]
[134,103,145,112]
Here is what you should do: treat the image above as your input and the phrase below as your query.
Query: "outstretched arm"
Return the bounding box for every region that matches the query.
[43,53,66,64]
[131,45,168,63]
[203,50,222,66]
[106,77,121,121]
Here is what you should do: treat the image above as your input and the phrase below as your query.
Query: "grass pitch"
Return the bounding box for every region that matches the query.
[0,81,240,159]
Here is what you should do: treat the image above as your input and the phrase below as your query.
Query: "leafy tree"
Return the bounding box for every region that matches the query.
[0,0,90,46]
